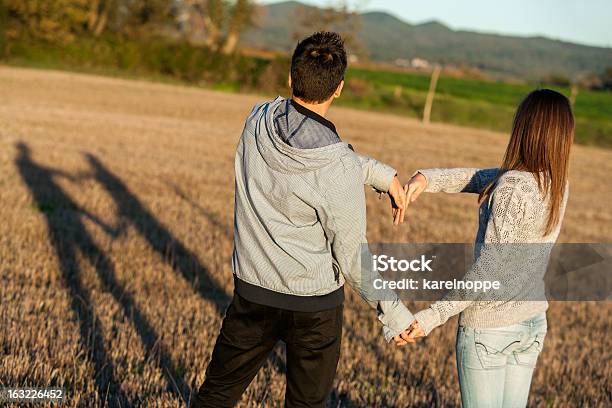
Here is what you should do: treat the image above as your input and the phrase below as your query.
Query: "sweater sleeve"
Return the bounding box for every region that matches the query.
[413,180,529,335]
[318,157,414,341]
[357,154,397,193]
[417,168,499,194]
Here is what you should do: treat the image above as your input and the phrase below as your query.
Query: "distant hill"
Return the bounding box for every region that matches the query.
[242,1,612,79]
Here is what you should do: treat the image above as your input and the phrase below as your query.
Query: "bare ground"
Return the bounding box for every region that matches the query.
[0,66,610,407]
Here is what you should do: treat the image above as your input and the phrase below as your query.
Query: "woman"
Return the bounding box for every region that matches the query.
[402,89,574,407]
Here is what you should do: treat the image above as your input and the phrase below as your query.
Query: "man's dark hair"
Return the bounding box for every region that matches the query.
[290,31,347,103]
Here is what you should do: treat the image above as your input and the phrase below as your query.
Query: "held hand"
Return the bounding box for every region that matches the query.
[406,321,426,341]
[387,176,406,225]
[404,173,427,205]
[393,321,426,347]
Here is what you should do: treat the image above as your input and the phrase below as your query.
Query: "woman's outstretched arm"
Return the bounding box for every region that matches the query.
[417,168,499,194]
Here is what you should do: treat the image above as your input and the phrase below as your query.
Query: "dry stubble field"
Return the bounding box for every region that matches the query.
[0,66,610,407]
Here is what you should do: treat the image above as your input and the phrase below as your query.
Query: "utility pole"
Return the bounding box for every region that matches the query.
[570,83,579,107]
[423,64,441,125]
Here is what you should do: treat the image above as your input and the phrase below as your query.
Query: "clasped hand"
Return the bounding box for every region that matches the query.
[393,320,426,346]
[386,173,428,225]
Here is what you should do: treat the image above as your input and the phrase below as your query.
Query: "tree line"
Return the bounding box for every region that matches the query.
[0,0,256,55]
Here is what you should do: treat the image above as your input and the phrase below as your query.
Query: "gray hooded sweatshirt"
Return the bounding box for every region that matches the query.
[232,97,413,341]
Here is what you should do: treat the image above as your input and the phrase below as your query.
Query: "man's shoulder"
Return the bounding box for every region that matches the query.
[319,149,361,183]
[246,97,283,120]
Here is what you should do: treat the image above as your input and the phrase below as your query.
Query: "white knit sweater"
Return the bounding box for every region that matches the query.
[414,168,568,334]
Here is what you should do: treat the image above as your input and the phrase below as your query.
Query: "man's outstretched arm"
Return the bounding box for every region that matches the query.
[357,153,396,192]
[356,153,406,224]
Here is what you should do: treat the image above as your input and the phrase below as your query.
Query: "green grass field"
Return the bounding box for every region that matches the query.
[342,68,612,147]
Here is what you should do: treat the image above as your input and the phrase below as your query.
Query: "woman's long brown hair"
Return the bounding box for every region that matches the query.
[479,89,574,235]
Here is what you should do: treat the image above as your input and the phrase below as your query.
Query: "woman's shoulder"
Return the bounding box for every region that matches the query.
[495,170,541,199]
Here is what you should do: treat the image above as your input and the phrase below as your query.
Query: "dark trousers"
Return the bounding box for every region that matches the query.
[190,294,343,408]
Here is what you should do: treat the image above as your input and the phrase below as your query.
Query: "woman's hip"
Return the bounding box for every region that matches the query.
[456,312,547,370]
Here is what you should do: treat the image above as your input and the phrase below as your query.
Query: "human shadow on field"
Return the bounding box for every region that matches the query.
[15,142,190,406]
[84,155,291,396]
[84,154,286,403]
[85,154,230,314]
[15,142,130,407]
[165,180,233,241]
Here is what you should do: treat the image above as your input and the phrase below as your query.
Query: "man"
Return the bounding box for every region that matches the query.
[190,31,416,408]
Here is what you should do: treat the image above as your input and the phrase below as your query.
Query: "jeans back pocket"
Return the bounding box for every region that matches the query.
[513,331,546,367]
[474,330,522,369]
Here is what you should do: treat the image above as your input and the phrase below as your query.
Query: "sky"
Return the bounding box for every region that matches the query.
[261,0,612,48]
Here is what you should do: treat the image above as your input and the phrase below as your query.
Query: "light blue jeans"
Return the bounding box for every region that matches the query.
[456,313,547,408]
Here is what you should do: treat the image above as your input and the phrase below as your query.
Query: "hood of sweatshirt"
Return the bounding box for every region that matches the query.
[248,97,352,174]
